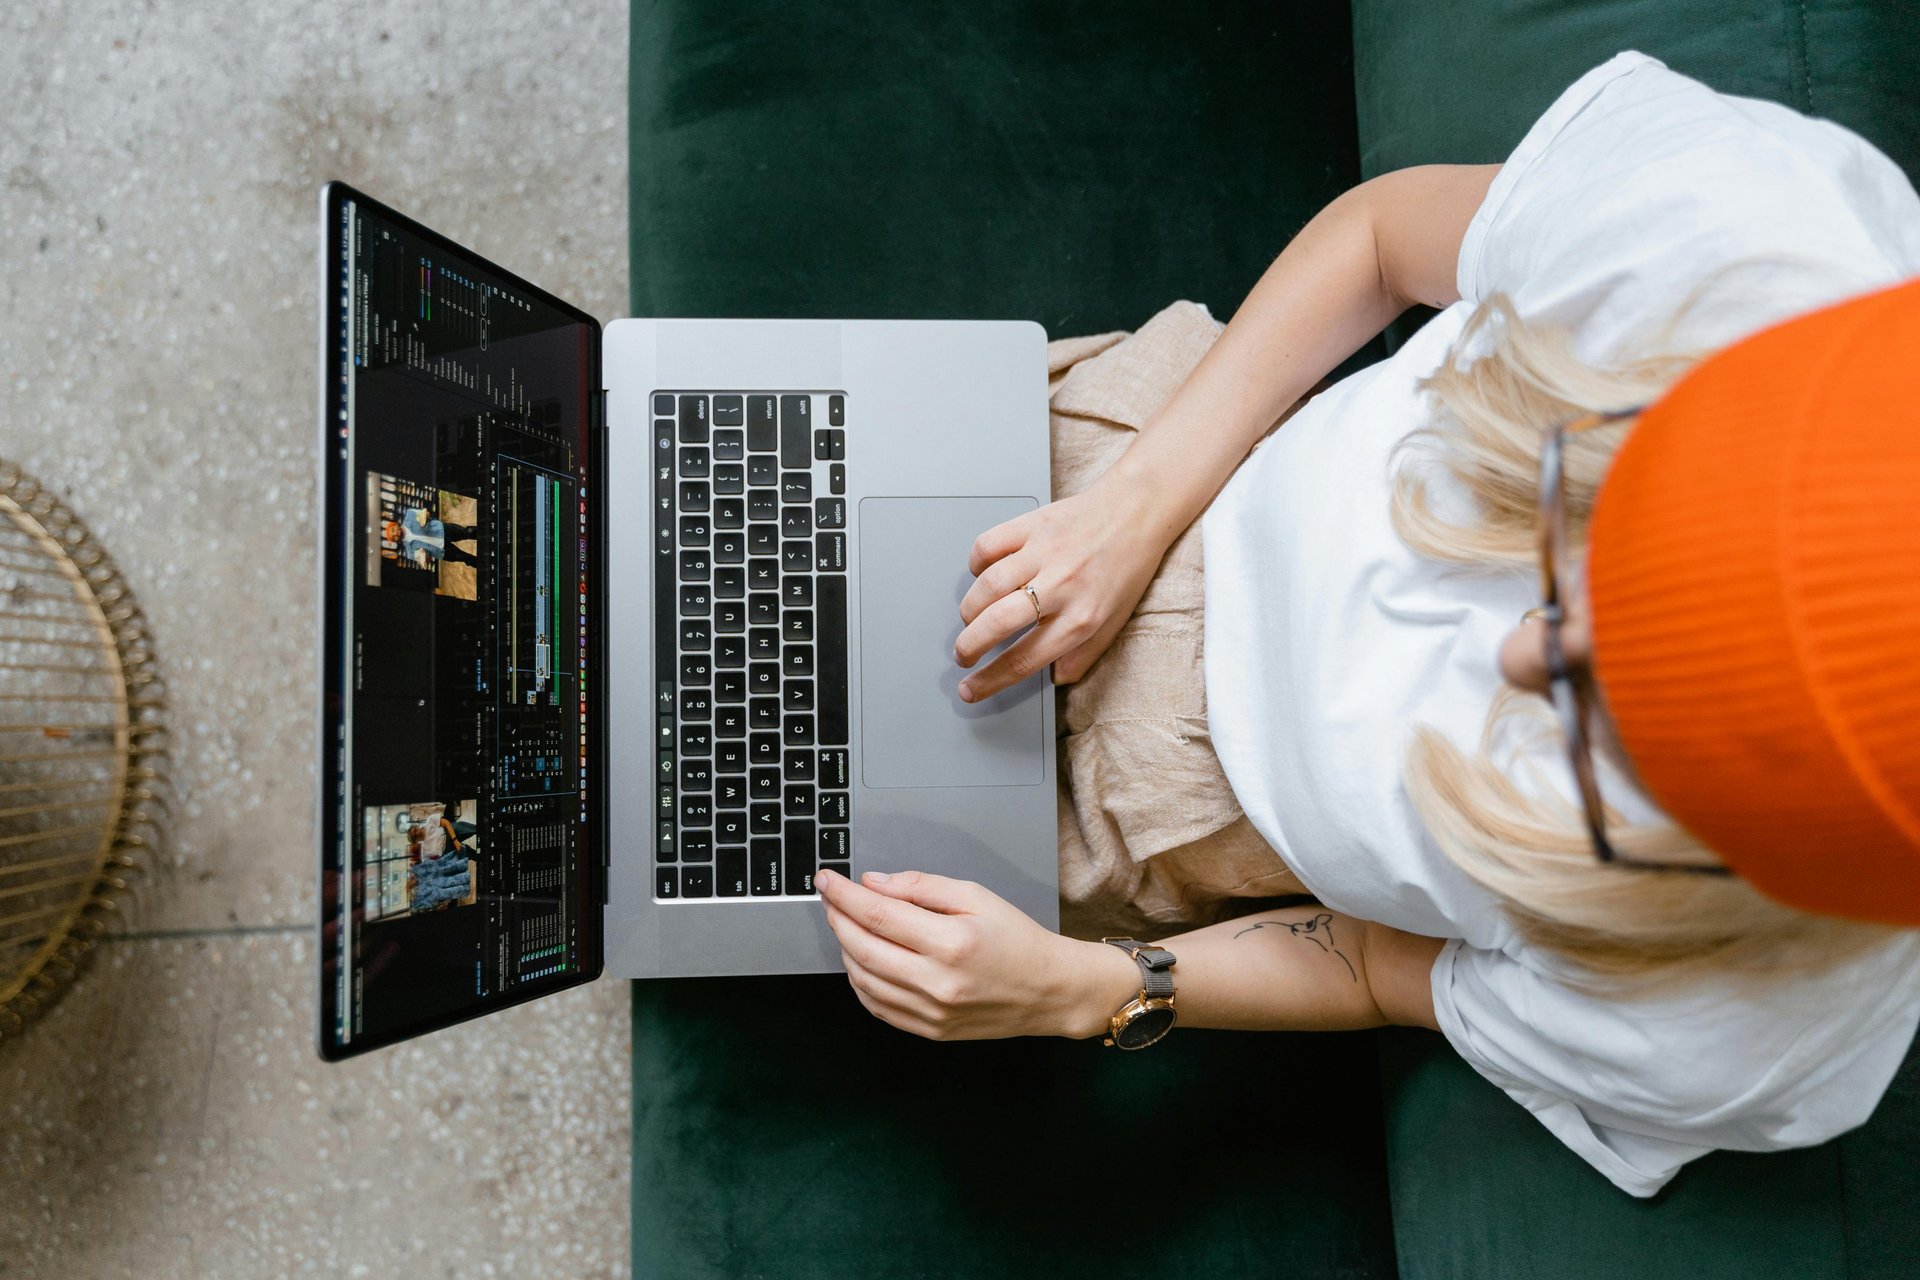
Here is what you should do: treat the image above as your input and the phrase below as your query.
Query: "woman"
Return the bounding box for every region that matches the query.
[813,52,1920,1196]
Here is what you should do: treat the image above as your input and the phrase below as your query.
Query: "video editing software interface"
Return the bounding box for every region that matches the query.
[327,194,597,1051]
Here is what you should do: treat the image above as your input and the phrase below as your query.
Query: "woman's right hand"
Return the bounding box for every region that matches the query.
[953,456,1179,702]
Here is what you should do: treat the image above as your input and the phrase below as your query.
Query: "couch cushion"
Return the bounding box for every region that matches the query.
[1351,0,1920,184]
[631,978,1399,1279]
[1376,1028,1920,1279]
[629,1,1365,334]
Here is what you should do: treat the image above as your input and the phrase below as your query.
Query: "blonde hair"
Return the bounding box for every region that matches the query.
[1392,295,1890,986]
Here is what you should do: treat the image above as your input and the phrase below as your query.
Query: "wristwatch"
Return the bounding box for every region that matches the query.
[1099,937,1178,1050]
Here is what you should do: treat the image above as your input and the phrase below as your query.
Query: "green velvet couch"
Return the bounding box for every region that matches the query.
[627,4,1920,1276]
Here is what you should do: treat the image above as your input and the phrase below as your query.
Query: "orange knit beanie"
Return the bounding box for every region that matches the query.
[1588,277,1920,925]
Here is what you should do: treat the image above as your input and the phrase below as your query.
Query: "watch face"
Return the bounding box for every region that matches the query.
[1115,1005,1176,1050]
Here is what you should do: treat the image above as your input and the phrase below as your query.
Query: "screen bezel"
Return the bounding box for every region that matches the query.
[316,180,607,1061]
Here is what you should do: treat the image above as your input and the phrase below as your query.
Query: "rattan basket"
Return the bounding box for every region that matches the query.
[0,458,168,1039]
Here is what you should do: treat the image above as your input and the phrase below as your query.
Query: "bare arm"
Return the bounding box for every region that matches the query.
[1106,163,1502,550]
[1063,904,1444,1036]
[956,163,1499,702]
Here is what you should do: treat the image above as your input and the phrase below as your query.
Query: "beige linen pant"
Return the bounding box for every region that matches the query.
[1048,302,1308,941]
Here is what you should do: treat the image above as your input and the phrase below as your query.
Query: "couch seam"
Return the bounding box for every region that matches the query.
[1793,0,1815,115]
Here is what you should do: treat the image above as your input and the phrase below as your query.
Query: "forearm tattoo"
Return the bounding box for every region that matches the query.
[1234,912,1358,982]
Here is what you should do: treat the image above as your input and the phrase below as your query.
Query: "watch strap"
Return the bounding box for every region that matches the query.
[1102,937,1175,1000]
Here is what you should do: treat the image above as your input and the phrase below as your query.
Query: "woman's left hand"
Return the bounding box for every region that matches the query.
[816,867,1109,1041]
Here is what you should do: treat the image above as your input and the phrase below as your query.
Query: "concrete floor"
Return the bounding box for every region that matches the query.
[1,3,632,1276]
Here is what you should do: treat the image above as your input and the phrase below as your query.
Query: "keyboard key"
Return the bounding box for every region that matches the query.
[680,481,710,513]
[679,550,710,582]
[748,591,779,625]
[715,566,746,598]
[784,679,814,712]
[782,644,814,678]
[781,472,813,504]
[680,655,711,685]
[680,585,711,617]
[713,497,746,530]
[814,429,831,462]
[682,795,713,826]
[682,759,713,790]
[815,498,846,529]
[657,865,680,898]
[818,576,849,745]
[715,636,746,668]
[716,776,748,809]
[750,838,782,895]
[782,542,812,573]
[715,742,748,774]
[820,791,850,823]
[748,491,779,521]
[750,733,782,766]
[678,394,708,444]
[656,819,676,860]
[820,860,850,882]
[749,697,781,730]
[783,715,816,747]
[784,610,814,643]
[748,559,778,591]
[654,392,675,416]
[750,767,781,800]
[716,671,747,702]
[679,689,711,720]
[682,831,713,862]
[819,825,849,862]
[750,803,782,835]
[680,515,710,547]
[748,629,780,662]
[815,532,847,573]
[679,724,712,757]
[715,706,748,739]
[784,786,816,818]
[784,820,817,895]
[783,749,816,783]
[830,462,846,495]
[828,393,845,426]
[748,663,780,695]
[680,619,711,652]
[780,394,811,468]
[679,447,710,479]
[828,429,846,461]
[748,455,779,487]
[682,865,714,898]
[714,464,745,495]
[747,525,778,557]
[713,395,745,427]
[717,847,748,896]
[715,811,748,844]
[781,506,812,537]
[713,531,745,565]
[714,600,746,634]
[783,577,813,607]
[747,396,778,451]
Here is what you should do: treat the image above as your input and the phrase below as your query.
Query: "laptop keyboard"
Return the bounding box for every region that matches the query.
[653,391,850,902]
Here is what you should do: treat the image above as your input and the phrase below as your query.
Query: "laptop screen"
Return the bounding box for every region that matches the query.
[318,184,603,1059]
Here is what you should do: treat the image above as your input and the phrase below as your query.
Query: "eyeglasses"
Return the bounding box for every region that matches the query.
[1537,411,1732,876]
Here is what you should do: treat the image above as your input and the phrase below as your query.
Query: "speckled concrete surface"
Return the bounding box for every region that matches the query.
[1,3,631,1276]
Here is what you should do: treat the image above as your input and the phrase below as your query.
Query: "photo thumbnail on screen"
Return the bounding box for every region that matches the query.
[365,472,481,601]
[361,799,481,922]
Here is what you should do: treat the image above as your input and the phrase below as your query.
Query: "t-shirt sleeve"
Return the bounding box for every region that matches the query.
[1431,936,1920,1197]
[1456,51,1920,364]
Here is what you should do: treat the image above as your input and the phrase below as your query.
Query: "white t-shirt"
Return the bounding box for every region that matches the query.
[1201,51,1920,1197]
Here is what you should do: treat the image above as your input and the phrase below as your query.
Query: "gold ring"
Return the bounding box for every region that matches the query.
[1022,583,1043,624]
[1521,607,1547,624]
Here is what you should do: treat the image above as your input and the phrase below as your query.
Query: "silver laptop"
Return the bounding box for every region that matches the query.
[316,184,1056,1059]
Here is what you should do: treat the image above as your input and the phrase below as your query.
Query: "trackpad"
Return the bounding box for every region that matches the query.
[859,497,1044,789]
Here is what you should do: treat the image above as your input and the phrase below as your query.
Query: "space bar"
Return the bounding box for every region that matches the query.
[817,575,848,745]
